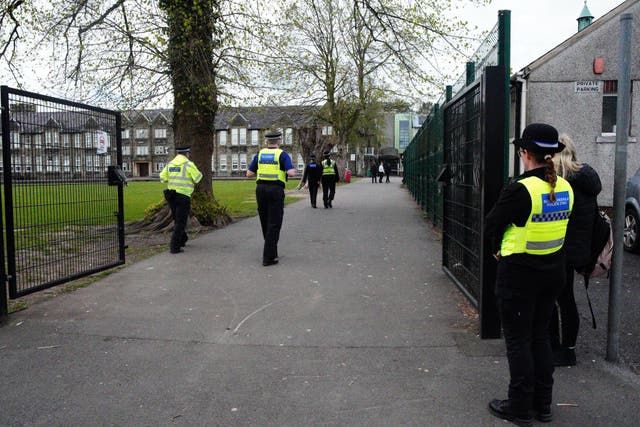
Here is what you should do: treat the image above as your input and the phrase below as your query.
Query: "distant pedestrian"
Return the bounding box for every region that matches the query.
[384,161,391,183]
[378,161,384,183]
[321,151,339,208]
[370,162,377,183]
[485,123,574,425]
[550,134,602,367]
[297,153,322,208]
[246,130,296,266]
[160,146,203,254]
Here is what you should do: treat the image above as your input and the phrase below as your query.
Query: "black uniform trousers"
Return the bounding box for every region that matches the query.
[308,182,320,207]
[321,175,336,206]
[256,183,284,262]
[168,192,191,252]
[550,264,579,349]
[495,261,564,412]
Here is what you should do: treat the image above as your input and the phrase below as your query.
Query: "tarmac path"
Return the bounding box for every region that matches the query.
[1,177,639,426]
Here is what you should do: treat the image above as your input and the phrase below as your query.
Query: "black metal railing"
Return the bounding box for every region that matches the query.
[1,86,125,304]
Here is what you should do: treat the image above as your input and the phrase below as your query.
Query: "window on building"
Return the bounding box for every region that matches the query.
[122,129,130,139]
[297,154,304,171]
[24,157,31,172]
[136,146,149,156]
[36,155,43,172]
[135,128,148,139]
[155,162,165,172]
[366,147,376,155]
[211,155,216,172]
[239,128,247,145]
[231,153,239,170]
[285,128,292,145]
[63,156,70,172]
[219,130,227,145]
[251,130,259,145]
[219,155,227,171]
[240,153,247,170]
[73,134,81,148]
[62,134,71,148]
[602,80,634,135]
[122,162,130,172]
[154,145,167,155]
[46,156,54,172]
[322,126,333,135]
[10,132,20,149]
[123,145,131,156]
[33,134,42,147]
[84,132,95,148]
[75,155,82,172]
[231,128,239,146]
[45,130,58,147]
[154,128,167,139]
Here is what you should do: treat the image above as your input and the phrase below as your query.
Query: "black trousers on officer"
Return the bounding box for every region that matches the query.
[256,183,284,262]
[495,262,564,412]
[308,182,319,207]
[168,192,191,252]
[321,175,336,207]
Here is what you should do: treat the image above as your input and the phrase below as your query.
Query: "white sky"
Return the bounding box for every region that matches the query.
[456,0,622,72]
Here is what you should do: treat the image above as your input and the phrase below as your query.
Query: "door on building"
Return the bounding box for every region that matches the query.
[137,162,149,177]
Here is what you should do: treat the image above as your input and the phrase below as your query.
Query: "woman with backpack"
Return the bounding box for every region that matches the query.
[550,134,602,367]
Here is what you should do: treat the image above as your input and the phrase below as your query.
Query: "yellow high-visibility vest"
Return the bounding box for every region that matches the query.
[500,175,574,256]
[322,159,336,175]
[257,148,286,184]
[159,154,203,197]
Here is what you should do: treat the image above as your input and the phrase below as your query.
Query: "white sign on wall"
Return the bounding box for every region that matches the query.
[574,81,601,93]
[96,131,110,154]
[350,154,356,161]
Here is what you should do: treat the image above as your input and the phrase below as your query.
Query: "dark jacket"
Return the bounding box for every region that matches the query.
[301,161,322,186]
[563,163,602,268]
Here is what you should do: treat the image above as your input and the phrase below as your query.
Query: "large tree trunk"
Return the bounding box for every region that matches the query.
[159,0,230,226]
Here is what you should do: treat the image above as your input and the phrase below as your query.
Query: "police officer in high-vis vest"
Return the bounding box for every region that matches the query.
[160,146,203,254]
[485,123,574,426]
[321,151,339,208]
[246,130,296,266]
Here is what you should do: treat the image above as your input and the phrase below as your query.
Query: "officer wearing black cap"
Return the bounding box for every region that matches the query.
[160,145,203,254]
[321,150,339,208]
[485,123,574,425]
[297,153,322,208]
[246,130,296,266]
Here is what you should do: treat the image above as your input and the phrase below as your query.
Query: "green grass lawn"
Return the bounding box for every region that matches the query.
[124,179,302,221]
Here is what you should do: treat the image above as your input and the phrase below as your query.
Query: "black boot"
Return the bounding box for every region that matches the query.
[553,347,577,367]
[534,404,553,422]
[488,399,533,427]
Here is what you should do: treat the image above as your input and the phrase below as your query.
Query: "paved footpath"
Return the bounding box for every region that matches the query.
[1,177,639,426]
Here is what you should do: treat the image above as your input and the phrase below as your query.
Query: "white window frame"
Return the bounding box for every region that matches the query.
[121,129,130,139]
[154,128,167,139]
[285,128,293,145]
[297,154,304,171]
[219,155,227,171]
[240,153,247,170]
[239,128,247,145]
[135,128,148,139]
[155,162,165,172]
[10,132,20,149]
[251,130,259,145]
[322,126,333,135]
[136,146,149,156]
[154,145,167,155]
[62,134,71,148]
[219,130,227,145]
[75,155,82,172]
[231,128,239,146]
[231,153,239,171]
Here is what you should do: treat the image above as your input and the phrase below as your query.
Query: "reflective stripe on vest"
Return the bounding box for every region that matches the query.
[166,159,201,197]
[500,175,574,256]
[322,160,335,175]
[257,148,286,183]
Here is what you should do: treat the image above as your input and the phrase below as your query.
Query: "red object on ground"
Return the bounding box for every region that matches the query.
[344,170,351,183]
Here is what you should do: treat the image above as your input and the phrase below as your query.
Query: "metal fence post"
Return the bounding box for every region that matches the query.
[607,13,633,363]
[498,10,511,183]
[0,86,8,323]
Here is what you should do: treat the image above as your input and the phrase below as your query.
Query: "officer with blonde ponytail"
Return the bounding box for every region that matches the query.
[485,123,574,426]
